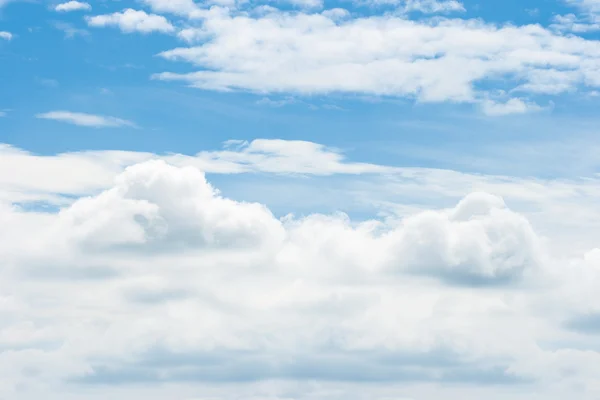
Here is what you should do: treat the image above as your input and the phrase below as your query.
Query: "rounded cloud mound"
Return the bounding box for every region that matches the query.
[59,160,284,251]
[385,192,541,284]
[53,162,541,285]
[450,192,507,221]
[0,159,588,398]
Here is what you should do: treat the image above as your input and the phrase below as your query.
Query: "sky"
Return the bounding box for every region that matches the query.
[4,0,600,399]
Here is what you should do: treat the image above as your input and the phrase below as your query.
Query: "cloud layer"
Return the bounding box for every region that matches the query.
[2,141,600,399]
[64,0,600,114]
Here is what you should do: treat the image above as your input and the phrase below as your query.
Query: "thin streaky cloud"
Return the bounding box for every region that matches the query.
[36,111,136,128]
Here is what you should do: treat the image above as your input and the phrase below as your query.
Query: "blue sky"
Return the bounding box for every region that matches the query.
[3,0,600,176]
[5,1,600,400]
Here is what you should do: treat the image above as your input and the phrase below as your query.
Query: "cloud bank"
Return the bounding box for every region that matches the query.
[2,141,600,399]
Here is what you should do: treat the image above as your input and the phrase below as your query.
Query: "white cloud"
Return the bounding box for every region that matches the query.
[86,9,176,34]
[0,139,393,206]
[177,27,209,42]
[480,98,543,116]
[35,77,60,87]
[551,13,600,32]
[513,69,579,95]
[151,9,600,111]
[58,160,285,251]
[0,31,12,40]
[52,22,89,38]
[287,0,324,9]
[36,111,136,128]
[54,1,91,12]
[566,0,600,14]
[370,0,464,13]
[384,192,542,284]
[321,8,351,19]
[256,97,297,107]
[179,139,395,175]
[141,0,206,18]
[552,1,600,32]
[2,153,600,399]
[402,0,465,13]
[0,144,151,205]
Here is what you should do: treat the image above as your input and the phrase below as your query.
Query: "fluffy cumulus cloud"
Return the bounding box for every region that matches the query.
[145,6,600,114]
[0,31,12,40]
[2,140,600,399]
[54,1,91,12]
[67,0,600,114]
[86,9,175,34]
[36,111,135,128]
[551,0,600,32]
[58,160,285,251]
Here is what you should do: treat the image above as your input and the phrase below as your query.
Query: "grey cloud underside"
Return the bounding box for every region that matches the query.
[73,347,528,385]
[564,313,600,334]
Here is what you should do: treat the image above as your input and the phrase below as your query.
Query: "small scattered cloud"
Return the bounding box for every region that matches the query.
[402,0,465,13]
[550,13,600,32]
[552,1,600,32]
[86,9,175,34]
[52,21,89,38]
[35,77,59,88]
[321,104,347,111]
[0,31,12,40]
[55,1,91,12]
[321,8,350,19]
[177,27,209,43]
[359,0,465,12]
[141,0,204,18]
[256,97,297,107]
[36,111,136,128]
[286,0,324,9]
[480,98,543,117]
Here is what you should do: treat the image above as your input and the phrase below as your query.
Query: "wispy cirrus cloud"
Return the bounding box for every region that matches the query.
[52,21,90,38]
[0,0,14,8]
[36,111,136,128]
